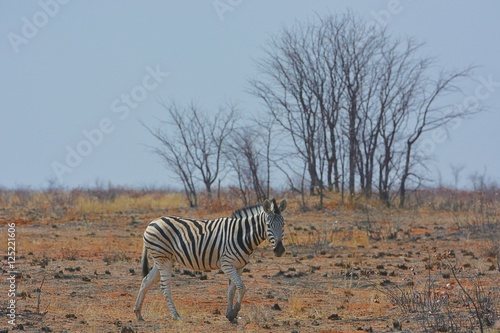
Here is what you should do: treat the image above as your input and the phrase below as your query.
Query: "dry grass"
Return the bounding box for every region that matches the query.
[287,293,306,317]
[73,191,186,215]
[1,187,499,332]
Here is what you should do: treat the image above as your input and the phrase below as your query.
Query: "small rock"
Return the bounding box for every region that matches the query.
[328,313,341,320]
[271,303,281,311]
[121,326,135,333]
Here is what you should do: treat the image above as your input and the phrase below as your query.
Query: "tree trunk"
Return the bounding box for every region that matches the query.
[399,141,412,208]
[348,101,357,202]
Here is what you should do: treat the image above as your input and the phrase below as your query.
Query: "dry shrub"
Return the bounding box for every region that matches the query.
[247,304,273,324]
[379,254,499,333]
[74,190,185,215]
[288,294,306,316]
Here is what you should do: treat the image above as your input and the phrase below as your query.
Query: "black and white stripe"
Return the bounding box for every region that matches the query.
[134,198,287,322]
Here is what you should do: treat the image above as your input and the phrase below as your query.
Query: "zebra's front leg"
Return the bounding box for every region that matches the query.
[223,265,245,322]
[134,265,160,321]
[158,260,182,320]
[226,277,236,319]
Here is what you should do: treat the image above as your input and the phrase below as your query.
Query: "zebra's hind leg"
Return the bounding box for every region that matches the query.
[134,265,160,321]
[223,266,245,322]
[158,260,182,320]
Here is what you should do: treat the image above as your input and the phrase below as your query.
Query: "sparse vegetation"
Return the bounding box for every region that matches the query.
[378,250,499,333]
[1,185,498,332]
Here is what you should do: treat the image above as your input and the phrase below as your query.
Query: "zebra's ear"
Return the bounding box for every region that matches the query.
[278,199,287,213]
[263,199,272,213]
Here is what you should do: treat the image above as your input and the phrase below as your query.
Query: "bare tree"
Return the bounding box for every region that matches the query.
[249,19,327,196]
[143,105,198,207]
[320,16,346,193]
[226,127,266,205]
[334,12,386,202]
[144,100,237,207]
[225,144,251,206]
[375,38,427,205]
[250,11,478,206]
[249,12,392,201]
[251,116,278,200]
[399,67,475,207]
[450,163,466,189]
[250,12,385,200]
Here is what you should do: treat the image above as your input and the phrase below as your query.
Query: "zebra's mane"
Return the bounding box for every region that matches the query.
[231,204,264,219]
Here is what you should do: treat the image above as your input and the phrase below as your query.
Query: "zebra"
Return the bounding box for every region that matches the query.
[133,198,287,322]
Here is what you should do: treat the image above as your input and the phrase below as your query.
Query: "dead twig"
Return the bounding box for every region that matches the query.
[448,265,484,333]
[36,277,48,316]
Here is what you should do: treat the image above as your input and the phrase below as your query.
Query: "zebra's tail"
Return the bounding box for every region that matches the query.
[141,244,150,277]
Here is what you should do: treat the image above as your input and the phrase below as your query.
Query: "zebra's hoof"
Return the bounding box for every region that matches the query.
[134,310,145,321]
[226,310,239,322]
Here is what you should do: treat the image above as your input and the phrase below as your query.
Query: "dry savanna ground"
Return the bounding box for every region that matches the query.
[1,188,499,333]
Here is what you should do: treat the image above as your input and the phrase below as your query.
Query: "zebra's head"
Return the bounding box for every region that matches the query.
[263,198,287,257]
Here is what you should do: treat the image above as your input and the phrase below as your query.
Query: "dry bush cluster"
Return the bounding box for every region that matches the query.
[378,248,499,333]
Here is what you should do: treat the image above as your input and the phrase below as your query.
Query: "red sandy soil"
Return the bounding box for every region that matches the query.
[1,204,499,332]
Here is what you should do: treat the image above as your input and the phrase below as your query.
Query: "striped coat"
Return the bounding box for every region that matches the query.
[133,198,287,322]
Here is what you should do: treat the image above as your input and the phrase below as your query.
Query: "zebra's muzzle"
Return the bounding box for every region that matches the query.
[273,241,285,257]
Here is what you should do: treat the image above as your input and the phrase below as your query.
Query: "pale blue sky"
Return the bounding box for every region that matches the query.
[1,1,499,189]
